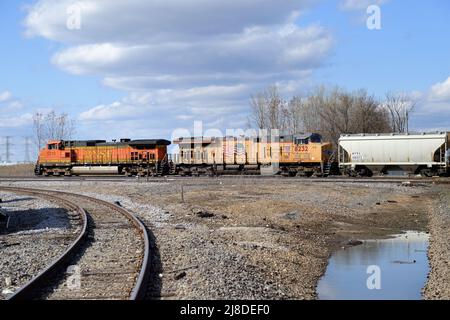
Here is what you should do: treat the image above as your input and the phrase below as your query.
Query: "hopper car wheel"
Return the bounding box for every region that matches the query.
[359,168,373,177]
[347,169,358,178]
[420,169,433,178]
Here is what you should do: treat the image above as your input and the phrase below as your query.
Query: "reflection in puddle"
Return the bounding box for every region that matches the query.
[317,231,429,300]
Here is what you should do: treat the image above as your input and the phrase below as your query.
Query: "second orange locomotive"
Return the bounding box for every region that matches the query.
[174,133,334,177]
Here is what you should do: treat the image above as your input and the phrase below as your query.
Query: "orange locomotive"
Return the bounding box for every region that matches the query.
[35,138,171,176]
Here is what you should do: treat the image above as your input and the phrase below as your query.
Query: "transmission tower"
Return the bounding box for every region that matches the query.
[24,136,32,163]
[3,136,13,163]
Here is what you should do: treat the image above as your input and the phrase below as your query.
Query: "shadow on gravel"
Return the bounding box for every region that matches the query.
[146,228,163,300]
[0,197,35,204]
[3,207,71,234]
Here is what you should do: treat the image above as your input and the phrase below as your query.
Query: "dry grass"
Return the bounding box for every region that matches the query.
[0,164,35,177]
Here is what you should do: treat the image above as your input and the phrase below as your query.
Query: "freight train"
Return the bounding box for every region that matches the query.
[35,131,450,177]
[35,133,334,177]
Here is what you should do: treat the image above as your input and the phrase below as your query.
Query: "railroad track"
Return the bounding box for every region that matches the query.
[1,175,450,184]
[0,187,150,300]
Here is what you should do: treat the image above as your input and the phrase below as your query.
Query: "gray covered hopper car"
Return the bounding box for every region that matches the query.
[338,132,450,177]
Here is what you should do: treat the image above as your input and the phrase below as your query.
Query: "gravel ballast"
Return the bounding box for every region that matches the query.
[0,191,79,299]
[0,179,442,299]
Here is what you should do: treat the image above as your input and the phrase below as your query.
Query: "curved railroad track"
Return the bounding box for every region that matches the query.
[0,187,150,300]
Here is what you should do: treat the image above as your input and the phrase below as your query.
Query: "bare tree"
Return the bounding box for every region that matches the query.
[352,90,390,134]
[383,92,416,133]
[250,92,268,129]
[286,96,304,134]
[249,85,392,146]
[33,112,45,151]
[33,111,76,151]
[249,85,287,131]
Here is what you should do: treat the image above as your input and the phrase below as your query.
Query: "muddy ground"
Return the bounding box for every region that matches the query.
[1,178,442,300]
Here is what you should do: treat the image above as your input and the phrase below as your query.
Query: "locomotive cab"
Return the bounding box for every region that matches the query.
[47,141,64,150]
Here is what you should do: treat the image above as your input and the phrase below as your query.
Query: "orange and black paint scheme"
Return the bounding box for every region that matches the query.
[35,138,172,176]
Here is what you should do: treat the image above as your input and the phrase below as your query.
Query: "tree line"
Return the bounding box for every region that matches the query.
[249,86,416,146]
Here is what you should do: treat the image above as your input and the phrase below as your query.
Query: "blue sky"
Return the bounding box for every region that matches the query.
[0,0,449,162]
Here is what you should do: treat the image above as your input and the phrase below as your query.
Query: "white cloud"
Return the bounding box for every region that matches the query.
[0,91,33,144]
[339,0,389,11]
[79,94,153,121]
[0,91,24,111]
[429,76,450,102]
[0,91,12,102]
[0,113,33,128]
[24,0,333,136]
[407,77,450,123]
[24,0,317,43]
[50,24,332,80]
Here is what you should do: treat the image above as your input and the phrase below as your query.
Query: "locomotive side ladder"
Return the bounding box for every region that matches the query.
[323,151,336,177]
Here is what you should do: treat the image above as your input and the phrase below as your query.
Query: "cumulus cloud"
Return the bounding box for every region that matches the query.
[0,91,32,134]
[429,76,450,102]
[24,0,333,136]
[24,0,315,43]
[0,91,24,111]
[0,91,12,102]
[0,114,33,129]
[407,77,450,127]
[339,0,389,11]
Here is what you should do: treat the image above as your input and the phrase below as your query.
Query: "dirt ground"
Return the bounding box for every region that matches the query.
[0,165,34,177]
[0,178,438,300]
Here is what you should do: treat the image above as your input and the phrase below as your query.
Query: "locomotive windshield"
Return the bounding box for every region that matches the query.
[294,133,322,145]
[47,142,63,150]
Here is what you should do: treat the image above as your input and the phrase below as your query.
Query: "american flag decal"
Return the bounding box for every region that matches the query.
[223,143,234,157]
[236,143,245,156]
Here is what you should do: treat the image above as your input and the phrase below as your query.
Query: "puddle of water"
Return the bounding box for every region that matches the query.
[317,231,429,300]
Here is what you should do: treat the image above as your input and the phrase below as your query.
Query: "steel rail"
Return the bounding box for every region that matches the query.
[0,187,150,300]
[0,187,88,300]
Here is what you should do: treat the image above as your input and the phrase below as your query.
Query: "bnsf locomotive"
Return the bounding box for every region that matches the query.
[35,138,172,176]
